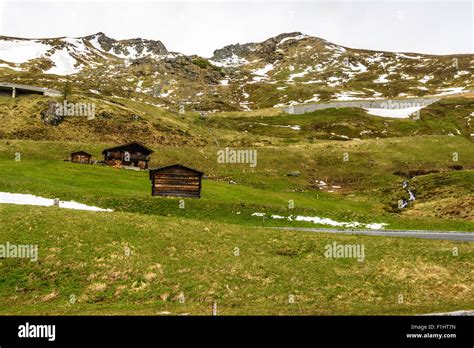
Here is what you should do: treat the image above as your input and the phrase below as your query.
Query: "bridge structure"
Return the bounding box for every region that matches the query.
[0,82,61,98]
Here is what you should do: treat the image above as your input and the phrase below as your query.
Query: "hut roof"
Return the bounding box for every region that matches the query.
[71,151,92,156]
[149,164,204,175]
[101,142,154,155]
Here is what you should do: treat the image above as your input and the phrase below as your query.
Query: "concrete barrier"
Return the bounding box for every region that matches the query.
[281,97,441,114]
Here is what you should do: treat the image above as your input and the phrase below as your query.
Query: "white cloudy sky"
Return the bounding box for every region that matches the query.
[0,0,472,57]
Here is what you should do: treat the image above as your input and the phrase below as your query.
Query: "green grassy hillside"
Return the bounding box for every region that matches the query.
[0,137,472,231]
[199,97,474,141]
[1,205,472,315]
[0,94,473,147]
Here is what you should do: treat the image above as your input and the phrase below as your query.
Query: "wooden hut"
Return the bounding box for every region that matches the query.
[102,142,154,169]
[149,164,204,198]
[71,151,92,164]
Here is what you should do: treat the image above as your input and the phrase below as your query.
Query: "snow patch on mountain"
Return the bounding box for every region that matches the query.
[252,63,274,82]
[257,123,301,130]
[277,34,307,46]
[454,70,469,78]
[45,48,82,75]
[435,87,467,96]
[0,63,23,71]
[396,53,422,60]
[334,91,365,101]
[373,74,389,84]
[89,36,107,54]
[364,106,425,118]
[63,37,88,54]
[419,75,433,84]
[0,39,51,63]
[304,94,320,103]
[210,54,249,67]
[287,67,312,81]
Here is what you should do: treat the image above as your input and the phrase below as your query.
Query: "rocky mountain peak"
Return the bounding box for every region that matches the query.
[265,31,305,44]
[83,33,168,58]
[210,32,307,66]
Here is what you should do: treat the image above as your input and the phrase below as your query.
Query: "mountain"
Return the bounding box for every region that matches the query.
[0,32,173,74]
[0,32,472,111]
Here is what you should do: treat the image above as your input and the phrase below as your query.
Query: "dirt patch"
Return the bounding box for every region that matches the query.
[41,290,59,302]
[378,260,451,282]
[87,283,107,292]
[394,169,440,179]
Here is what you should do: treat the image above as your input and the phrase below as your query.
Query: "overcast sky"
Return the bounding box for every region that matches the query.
[0,0,472,57]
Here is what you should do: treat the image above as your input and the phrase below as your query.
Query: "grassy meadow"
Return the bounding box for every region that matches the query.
[0,137,472,232]
[0,94,473,315]
[1,205,473,315]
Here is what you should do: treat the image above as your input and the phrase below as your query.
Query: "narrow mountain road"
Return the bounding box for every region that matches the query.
[269,227,474,242]
[420,310,474,316]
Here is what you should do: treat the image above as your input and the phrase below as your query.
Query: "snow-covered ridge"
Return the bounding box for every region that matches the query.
[0,39,52,63]
[277,34,308,46]
[0,34,173,75]
[0,37,92,75]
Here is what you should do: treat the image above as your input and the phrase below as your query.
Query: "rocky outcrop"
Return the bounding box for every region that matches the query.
[84,32,168,57]
[40,100,63,126]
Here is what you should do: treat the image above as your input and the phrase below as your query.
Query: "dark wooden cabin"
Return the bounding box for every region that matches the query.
[71,151,92,164]
[149,164,204,198]
[102,142,154,169]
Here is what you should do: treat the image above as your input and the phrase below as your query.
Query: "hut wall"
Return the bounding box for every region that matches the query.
[104,149,150,169]
[151,167,202,198]
[71,153,91,164]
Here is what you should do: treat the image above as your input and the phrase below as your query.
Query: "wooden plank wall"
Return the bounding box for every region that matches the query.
[71,154,91,164]
[104,150,149,169]
[152,167,201,198]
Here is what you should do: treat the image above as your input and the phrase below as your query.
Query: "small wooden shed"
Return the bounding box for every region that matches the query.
[71,151,92,164]
[149,164,204,198]
[102,142,154,169]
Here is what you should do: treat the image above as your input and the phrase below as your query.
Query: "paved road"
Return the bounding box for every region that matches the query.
[420,310,474,316]
[270,227,474,242]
